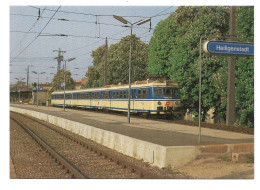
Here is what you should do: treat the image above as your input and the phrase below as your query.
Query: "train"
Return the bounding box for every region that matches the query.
[51,79,181,115]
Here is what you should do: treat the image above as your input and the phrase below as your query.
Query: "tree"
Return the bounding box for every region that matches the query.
[149,6,230,121]
[235,6,254,127]
[50,69,75,91]
[148,12,177,78]
[83,34,149,88]
[148,6,254,127]
[107,34,149,85]
[83,45,106,88]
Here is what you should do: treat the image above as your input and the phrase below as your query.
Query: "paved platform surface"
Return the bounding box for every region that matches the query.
[10,104,253,146]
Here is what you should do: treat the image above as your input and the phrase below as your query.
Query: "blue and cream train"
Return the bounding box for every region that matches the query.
[51,80,181,115]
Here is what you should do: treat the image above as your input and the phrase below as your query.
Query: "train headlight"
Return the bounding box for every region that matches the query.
[158,101,161,105]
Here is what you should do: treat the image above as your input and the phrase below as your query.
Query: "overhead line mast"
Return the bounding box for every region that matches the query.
[53,48,66,90]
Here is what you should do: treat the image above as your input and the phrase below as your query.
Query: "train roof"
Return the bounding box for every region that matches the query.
[52,80,179,94]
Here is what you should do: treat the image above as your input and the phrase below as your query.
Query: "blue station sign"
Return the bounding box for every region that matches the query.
[203,41,254,56]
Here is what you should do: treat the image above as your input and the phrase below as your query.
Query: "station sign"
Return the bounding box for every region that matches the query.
[203,41,254,56]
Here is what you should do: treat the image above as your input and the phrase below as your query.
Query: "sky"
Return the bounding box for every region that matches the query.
[10,5,177,84]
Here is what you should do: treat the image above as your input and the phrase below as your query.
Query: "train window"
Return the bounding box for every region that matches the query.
[123,91,127,99]
[112,92,114,99]
[126,91,128,99]
[138,90,142,98]
[102,92,107,99]
[133,89,137,98]
[143,89,147,98]
[93,92,99,99]
[116,91,119,99]
[65,94,70,99]
[148,88,151,96]
[172,88,180,98]
[164,88,172,96]
[154,88,163,96]
[80,93,84,99]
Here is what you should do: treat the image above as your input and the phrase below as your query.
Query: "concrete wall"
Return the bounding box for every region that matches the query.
[10,107,254,168]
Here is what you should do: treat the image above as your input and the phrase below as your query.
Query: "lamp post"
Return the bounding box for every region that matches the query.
[113,15,151,123]
[32,71,45,107]
[63,57,76,111]
[15,77,25,104]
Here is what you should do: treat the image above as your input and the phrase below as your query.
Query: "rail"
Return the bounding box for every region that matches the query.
[10,115,88,179]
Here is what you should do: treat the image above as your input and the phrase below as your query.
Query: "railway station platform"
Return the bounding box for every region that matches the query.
[10,104,254,168]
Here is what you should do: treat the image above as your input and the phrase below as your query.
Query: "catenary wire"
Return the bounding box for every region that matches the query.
[10,7,47,57]
[10,6,61,63]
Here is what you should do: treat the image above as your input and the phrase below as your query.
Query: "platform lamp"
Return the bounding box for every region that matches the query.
[113,15,151,123]
[32,71,45,107]
[15,77,25,104]
[63,57,76,111]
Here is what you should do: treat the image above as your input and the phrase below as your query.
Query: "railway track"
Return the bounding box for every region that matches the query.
[10,112,160,179]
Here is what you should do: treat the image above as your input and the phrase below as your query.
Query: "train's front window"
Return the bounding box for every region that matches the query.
[163,88,180,98]
[172,88,180,98]
[164,88,172,96]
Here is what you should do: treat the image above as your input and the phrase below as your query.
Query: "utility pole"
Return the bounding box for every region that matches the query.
[53,48,66,90]
[26,65,29,91]
[226,6,236,125]
[104,37,108,85]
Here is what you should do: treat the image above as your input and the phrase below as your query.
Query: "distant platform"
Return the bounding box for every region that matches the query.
[10,104,254,168]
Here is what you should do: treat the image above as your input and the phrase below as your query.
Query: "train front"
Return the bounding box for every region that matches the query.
[152,83,181,114]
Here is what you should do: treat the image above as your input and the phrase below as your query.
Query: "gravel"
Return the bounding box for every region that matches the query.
[10,119,72,179]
